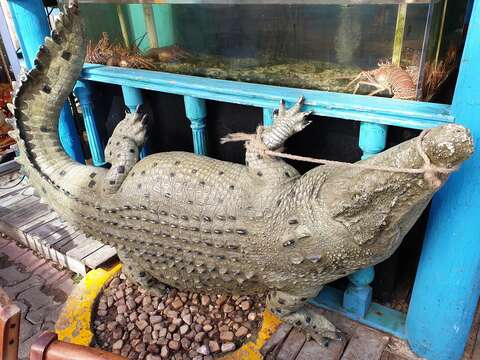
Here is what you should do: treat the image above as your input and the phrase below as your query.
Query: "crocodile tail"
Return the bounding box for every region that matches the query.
[8,0,89,193]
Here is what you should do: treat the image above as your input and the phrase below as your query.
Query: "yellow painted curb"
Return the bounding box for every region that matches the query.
[55,261,282,359]
[221,310,282,360]
[55,263,122,345]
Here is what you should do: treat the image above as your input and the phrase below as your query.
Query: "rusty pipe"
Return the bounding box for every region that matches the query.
[30,332,126,360]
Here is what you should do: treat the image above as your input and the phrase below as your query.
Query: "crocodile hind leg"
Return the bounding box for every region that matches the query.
[117,249,168,297]
[267,288,341,345]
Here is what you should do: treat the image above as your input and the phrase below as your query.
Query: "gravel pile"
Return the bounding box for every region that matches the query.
[93,272,265,360]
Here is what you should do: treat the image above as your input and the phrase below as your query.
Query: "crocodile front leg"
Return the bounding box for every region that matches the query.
[118,249,168,297]
[103,107,148,194]
[245,97,312,185]
[267,288,341,345]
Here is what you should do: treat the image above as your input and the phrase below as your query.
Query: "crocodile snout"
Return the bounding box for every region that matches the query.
[422,124,474,168]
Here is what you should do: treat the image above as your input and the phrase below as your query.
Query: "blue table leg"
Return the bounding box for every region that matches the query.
[121,85,149,159]
[74,81,105,167]
[343,122,388,317]
[8,0,84,164]
[263,107,274,127]
[184,96,207,156]
[406,1,480,359]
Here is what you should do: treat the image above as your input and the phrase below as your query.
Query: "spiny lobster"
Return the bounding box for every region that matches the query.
[86,32,156,71]
[346,62,418,100]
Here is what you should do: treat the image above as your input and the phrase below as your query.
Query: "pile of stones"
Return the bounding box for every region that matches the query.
[93,272,265,360]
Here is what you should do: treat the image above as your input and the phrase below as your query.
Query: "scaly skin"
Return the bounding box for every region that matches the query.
[9,1,474,343]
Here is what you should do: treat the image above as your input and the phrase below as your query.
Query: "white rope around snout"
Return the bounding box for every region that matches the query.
[221,127,458,189]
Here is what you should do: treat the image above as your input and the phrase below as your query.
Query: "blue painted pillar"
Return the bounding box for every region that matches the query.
[121,85,149,159]
[74,81,105,167]
[8,0,84,163]
[263,108,274,127]
[343,122,388,317]
[406,1,480,359]
[184,96,207,155]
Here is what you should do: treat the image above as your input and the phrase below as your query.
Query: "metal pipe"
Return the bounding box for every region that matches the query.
[30,332,126,360]
[143,4,158,49]
[434,0,448,67]
[116,5,131,49]
[392,3,407,66]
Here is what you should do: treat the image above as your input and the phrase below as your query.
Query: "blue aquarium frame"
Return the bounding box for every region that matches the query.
[7,1,480,359]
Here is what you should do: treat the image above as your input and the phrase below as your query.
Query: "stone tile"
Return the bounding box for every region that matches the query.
[1,242,29,261]
[20,251,47,272]
[26,303,62,325]
[0,237,12,248]
[18,313,41,342]
[0,236,75,360]
[56,276,74,295]
[17,285,55,311]
[18,334,38,360]
[0,264,31,286]
[32,261,61,283]
[3,274,45,299]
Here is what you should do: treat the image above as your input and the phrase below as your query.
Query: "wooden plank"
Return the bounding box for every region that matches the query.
[26,217,69,242]
[261,323,293,356]
[315,306,360,338]
[0,190,33,217]
[0,160,19,174]
[20,211,57,233]
[0,170,19,186]
[296,338,347,360]
[341,327,390,360]
[33,229,86,275]
[56,233,88,254]
[380,351,410,360]
[27,230,86,276]
[18,211,58,253]
[2,201,49,228]
[82,244,117,269]
[40,226,79,248]
[66,236,104,261]
[276,328,307,360]
[0,177,27,199]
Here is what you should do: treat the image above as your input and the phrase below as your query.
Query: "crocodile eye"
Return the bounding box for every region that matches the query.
[283,239,295,247]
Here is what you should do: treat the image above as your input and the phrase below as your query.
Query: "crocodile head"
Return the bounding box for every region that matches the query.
[286,124,474,275]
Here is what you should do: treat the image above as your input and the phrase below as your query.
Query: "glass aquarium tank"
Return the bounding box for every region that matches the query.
[62,0,469,101]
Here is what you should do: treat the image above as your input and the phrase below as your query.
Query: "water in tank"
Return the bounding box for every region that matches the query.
[61,0,469,101]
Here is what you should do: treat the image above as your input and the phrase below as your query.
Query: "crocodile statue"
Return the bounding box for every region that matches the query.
[9,0,473,344]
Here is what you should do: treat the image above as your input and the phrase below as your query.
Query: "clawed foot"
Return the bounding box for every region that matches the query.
[283,308,343,345]
[262,97,312,149]
[274,97,312,132]
[114,105,149,148]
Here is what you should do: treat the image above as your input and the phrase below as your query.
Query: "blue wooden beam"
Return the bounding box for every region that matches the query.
[121,85,149,159]
[74,81,106,167]
[81,64,453,130]
[406,1,480,359]
[9,0,84,164]
[184,96,207,155]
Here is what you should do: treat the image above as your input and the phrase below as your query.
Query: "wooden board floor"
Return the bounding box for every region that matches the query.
[0,166,116,275]
[261,305,422,360]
